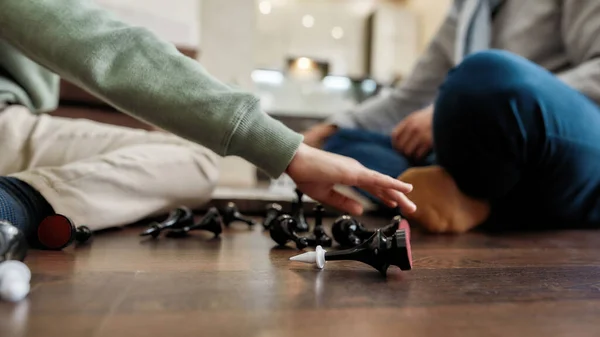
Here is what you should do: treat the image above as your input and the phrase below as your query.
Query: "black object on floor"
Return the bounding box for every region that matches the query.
[37,214,92,250]
[331,214,399,248]
[140,206,195,238]
[166,207,222,238]
[221,202,257,228]
[305,204,332,247]
[291,216,412,276]
[270,214,308,249]
[291,189,309,232]
[263,203,283,230]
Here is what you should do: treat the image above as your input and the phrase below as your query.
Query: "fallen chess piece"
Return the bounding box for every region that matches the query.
[290,216,412,277]
[331,215,399,248]
[263,203,283,230]
[305,204,332,247]
[140,206,194,238]
[221,202,257,228]
[291,189,309,232]
[166,207,222,238]
[270,214,309,249]
[0,221,30,302]
[37,214,92,250]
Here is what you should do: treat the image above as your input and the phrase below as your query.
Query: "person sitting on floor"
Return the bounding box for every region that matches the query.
[0,0,416,247]
[303,0,600,233]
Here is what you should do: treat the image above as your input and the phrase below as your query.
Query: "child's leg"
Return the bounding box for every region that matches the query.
[401,50,600,233]
[0,105,219,242]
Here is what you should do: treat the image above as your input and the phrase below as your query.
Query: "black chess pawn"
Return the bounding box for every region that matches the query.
[270,214,309,250]
[140,206,194,238]
[37,214,93,250]
[221,202,257,228]
[306,204,332,247]
[290,216,412,276]
[291,189,309,232]
[331,215,400,248]
[166,207,222,238]
[263,203,283,230]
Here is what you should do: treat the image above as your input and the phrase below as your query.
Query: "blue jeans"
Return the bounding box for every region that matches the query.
[323,128,435,203]
[324,50,600,230]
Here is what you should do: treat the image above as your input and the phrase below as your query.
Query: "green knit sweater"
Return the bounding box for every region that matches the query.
[0,0,303,177]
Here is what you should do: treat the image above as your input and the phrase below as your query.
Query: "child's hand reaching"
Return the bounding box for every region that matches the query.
[286,143,417,215]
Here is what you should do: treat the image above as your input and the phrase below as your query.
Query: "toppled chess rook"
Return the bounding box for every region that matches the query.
[263,203,283,230]
[221,202,257,228]
[305,204,332,247]
[37,214,93,250]
[331,215,400,248]
[291,189,309,232]
[0,221,30,302]
[270,214,309,250]
[166,207,222,238]
[140,206,194,238]
[290,216,412,277]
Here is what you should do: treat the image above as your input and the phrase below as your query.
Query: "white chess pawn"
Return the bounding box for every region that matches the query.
[0,260,31,302]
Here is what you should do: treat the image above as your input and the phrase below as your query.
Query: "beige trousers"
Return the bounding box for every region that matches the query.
[0,105,220,231]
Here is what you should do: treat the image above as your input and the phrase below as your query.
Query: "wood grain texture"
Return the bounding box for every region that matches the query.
[2,214,600,337]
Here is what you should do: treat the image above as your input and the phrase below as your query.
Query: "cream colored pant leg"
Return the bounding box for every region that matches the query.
[0,106,220,231]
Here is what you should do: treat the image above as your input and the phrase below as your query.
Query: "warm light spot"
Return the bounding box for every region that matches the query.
[296,57,312,70]
[331,26,344,39]
[302,15,315,28]
[259,1,272,14]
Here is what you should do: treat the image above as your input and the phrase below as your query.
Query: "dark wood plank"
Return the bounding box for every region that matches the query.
[2,216,600,337]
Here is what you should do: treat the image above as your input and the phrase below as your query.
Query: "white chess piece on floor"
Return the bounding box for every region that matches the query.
[0,260,31,302]
[289,245,327,269]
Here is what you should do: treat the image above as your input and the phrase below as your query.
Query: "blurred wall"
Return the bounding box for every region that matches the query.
[96,0,200,48]
[255,1,371,78]
[405,0,452,51]
[199,0,256,90]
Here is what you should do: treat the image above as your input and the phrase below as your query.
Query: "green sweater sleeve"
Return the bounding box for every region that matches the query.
[0,0,303,177]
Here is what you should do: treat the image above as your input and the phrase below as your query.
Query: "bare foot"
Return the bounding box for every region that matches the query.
[398,166,490,234]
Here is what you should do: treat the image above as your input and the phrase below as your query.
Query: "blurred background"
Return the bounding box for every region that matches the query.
[57,0,452,192]
[93,0,451,117]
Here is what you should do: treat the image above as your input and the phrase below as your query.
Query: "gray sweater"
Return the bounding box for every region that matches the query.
[330,0,600,134]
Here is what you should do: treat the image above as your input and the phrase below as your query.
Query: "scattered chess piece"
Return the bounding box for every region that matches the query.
[331,215,400,248]
[0,221,31,302]
[221,202,257,228]
[263,203,283,230]
[270,214,309,250]
[140,206,194,238]
[291,189,309,232]
[0,221,27,262]
[37,214,93,250]
[166,207,222,238]
[290,216,412,277]
[306,204,332,247]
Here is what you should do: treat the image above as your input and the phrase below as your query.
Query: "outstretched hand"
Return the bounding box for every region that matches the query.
[285,143,417,215]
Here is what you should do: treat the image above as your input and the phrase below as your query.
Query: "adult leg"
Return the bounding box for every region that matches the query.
[401,50,600,232]
[0,105,220,233]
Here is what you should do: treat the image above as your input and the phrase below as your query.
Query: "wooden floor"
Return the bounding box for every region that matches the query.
[2,213,600,337]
